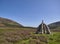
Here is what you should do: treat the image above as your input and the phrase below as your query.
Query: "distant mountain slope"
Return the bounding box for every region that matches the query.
[48,21,60,29]
[0,17,23,27]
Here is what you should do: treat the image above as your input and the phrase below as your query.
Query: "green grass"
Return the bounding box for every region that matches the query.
[0,28,60,44]
[45,32,60,44]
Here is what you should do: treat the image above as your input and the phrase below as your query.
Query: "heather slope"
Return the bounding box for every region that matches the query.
[0,17,23,27]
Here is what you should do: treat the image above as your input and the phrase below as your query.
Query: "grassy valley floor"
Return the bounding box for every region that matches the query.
[0,27,60,44]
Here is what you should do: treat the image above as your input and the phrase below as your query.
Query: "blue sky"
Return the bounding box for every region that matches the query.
[0,0,60,27]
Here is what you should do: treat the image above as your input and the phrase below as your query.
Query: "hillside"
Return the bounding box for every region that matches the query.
[0,17,23,28]
[48,21,60,29]
[0,17,60,44]
[48,21,60,32]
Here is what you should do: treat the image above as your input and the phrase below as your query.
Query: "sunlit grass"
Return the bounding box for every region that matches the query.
[0,28,60,44]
